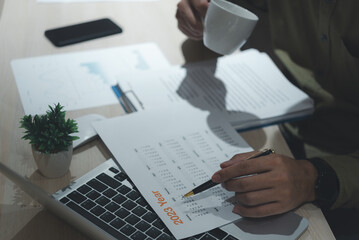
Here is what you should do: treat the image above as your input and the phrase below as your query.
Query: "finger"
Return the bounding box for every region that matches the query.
[222,172,273,193]
[177,23,203,40]
[232,202,287,218]
[220,151,259,168]
[177,22,202,40]
[176,8,204,39]
[213,156,272,183]
[234,188,277,207]
[190,0,209,19]
[177,0,200,28]
[176,0,206,38]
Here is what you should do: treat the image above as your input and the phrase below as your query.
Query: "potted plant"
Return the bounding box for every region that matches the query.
[20,103,79,178]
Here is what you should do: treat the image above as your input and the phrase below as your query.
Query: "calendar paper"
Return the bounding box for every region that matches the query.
[93,102,253,239]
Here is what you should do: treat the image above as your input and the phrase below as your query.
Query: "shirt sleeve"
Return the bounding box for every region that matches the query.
[321,151,359,209]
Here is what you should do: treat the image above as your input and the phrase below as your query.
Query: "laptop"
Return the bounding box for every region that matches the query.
[0,159,308,240]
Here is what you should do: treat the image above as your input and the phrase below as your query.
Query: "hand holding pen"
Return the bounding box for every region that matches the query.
[184,149,274,198]
[184,148,318,218]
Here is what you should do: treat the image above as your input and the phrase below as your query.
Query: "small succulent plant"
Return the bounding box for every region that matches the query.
[20,103,79,154]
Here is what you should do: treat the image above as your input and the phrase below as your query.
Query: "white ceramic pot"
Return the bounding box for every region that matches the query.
[31,144,73,178]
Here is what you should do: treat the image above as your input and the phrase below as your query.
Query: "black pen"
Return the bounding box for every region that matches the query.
[183,149,274,198]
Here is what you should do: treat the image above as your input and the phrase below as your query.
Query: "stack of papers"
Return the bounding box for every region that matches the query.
[117,49,314,131]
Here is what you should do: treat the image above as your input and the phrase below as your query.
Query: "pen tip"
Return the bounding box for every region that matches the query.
[183,191,194,198]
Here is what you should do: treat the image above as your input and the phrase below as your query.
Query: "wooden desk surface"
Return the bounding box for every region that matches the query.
[0,0,335,239]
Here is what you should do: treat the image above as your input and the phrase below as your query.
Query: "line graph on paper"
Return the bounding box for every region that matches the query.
[13,60,118,115]
[11,43,170,115]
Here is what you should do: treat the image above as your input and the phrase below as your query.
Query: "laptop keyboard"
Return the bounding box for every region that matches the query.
[56,161,237,240]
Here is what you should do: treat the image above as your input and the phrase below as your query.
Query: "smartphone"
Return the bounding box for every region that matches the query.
[45,18,123,47]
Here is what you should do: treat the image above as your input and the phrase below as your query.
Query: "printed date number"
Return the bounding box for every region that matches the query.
[164,207,183,225]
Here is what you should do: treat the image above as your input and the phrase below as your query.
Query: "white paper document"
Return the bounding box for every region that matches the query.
[117,49,314,131]
[93,103,254,239]
[11,42,169,115]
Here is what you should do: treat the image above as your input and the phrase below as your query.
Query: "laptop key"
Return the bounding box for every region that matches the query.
[115,207,131,218]
[110,218,126,230]
[136,197,148,207]
[142,212,157,223]
[96,196,111,206]
[120,224,136,236]
[109,167,120,174]
[113,194,127,204]
[158,233,175,240]
[90,205,106,216]
[68,191,86,204]
[81,199,96,210]
[131,231,147,240]
[127,190,140,201]
[105,202,120,212]
[190,233,206,239]
[60,197,69,204]
[125,214,140,225]
[77,185,91,194]
[153,218,166,230]
[96,173,121,189]
[200,234,216,240]
[135,220,151,232]
[100,211,116,223]
[86,190,101,200]
[117,185,131,194]
[87,179,108,192]
[67,202,126,239]
[224,235,238,240]
[114,172,127,181]
[146,227,162,238]
[122,200,137,210]
[208,228,228,239]
[145,204,154,211]
[163,227,172,236]
[132,206,146,217]
[103,188,117,198]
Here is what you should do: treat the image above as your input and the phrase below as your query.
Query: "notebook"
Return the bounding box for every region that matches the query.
[0,159,309,240]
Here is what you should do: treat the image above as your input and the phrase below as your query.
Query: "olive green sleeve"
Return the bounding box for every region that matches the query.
[322,151,359,209]
[231,0,268,12]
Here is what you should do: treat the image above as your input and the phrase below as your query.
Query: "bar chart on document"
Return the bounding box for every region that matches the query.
[11,43,170,115]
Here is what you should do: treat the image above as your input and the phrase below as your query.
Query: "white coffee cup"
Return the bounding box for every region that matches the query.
[203,0,258,55]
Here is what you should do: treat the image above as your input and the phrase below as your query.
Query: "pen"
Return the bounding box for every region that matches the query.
[183,148,275,198]
[112,84,137,113]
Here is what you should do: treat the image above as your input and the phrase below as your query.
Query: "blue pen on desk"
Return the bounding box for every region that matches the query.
[183,149,274,198]
[112,84,136,113]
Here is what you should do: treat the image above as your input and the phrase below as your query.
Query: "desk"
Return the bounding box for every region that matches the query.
[0,0,335,239]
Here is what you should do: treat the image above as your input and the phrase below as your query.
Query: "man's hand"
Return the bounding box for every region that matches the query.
[176,0,209,40]
[212,151,318,218]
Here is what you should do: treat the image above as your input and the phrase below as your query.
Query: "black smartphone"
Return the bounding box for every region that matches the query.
[44,18,123,47]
